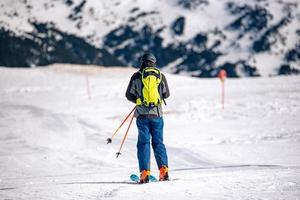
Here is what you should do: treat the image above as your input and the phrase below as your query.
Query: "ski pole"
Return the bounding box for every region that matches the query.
[116,113,135,158]
[107,106,136,144]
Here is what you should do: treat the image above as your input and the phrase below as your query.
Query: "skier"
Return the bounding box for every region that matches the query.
[125,52,170,183]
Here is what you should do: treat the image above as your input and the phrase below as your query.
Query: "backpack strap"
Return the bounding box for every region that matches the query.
[142,67,161,79]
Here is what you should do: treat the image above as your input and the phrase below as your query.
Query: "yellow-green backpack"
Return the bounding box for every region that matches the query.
[136,67,162,107]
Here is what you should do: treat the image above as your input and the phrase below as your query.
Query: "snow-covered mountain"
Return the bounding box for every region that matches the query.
[0,0,300,77]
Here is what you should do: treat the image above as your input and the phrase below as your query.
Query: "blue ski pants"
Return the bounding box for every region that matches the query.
[136,117,168,172]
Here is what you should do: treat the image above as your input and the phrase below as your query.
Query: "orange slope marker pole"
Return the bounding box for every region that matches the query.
[218,70,227,110]
[86,75,91,100]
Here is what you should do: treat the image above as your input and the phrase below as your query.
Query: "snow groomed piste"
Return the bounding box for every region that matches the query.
[0,64,299,199]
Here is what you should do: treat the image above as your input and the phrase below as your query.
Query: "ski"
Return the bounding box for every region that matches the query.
[130,174,158,183]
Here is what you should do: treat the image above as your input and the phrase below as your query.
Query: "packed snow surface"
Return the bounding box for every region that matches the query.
[0,64,300,199]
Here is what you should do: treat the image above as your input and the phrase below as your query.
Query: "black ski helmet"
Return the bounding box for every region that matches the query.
[140,53,156,64]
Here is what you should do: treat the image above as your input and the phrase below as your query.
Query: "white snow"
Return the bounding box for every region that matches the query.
[0,64,300,199]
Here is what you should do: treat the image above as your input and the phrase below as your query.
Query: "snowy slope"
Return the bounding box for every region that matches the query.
[1,0,300,76]
[0,65,300,199]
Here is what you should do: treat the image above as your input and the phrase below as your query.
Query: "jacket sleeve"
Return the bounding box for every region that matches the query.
[161,73,170,99]
[125,74,137,103]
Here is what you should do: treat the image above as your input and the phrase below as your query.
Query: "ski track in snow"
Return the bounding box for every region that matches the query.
[0,64,300,199]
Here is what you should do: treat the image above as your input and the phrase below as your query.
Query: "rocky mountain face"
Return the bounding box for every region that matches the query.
[0,0,299,77]
[0,22,123,67]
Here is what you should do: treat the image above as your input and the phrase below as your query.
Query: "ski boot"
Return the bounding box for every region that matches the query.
[159,166,169,181]
[140,170,150,184]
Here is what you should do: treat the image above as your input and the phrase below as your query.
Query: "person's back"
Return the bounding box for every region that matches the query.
[125,53,170,183]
